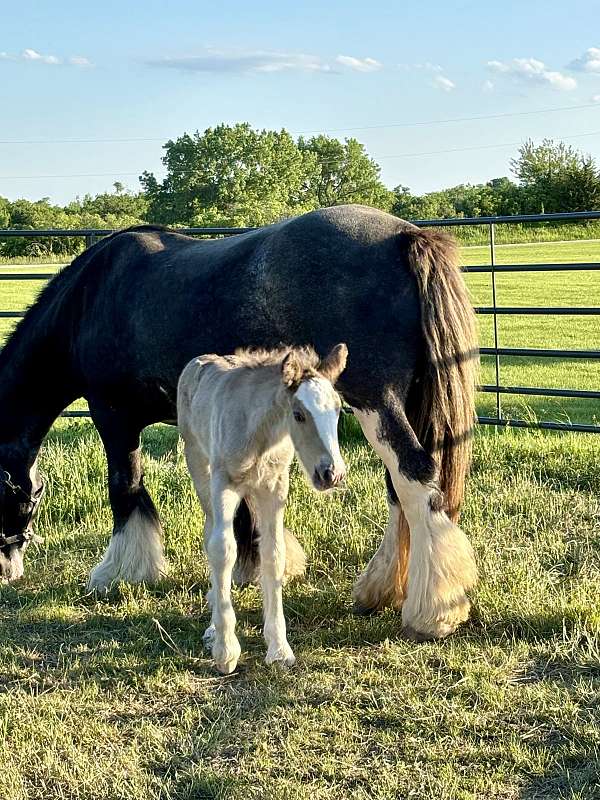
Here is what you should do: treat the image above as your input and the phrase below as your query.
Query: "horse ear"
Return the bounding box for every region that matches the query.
[281,351,303,389]
[319,343,348,383]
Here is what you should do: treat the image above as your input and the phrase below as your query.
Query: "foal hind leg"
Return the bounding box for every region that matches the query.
[353,404,476,640]
[87,404,166,591]
[253,475,295,667]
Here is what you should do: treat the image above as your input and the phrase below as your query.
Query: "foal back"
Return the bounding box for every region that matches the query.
[177,353,293,486]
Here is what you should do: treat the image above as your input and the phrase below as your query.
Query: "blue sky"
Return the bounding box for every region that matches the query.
[1,0,600,204]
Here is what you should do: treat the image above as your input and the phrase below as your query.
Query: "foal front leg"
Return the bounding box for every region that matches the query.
[205,474,242,674]
[253,477,295,667]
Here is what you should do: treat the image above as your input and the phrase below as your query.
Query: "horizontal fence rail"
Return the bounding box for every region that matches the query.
[1,210,599,433]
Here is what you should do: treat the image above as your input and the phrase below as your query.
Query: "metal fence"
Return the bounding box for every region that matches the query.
[1,210,599,433]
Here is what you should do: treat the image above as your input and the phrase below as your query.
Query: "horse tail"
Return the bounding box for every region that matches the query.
[400,226,478,520]
[233,499,306,585]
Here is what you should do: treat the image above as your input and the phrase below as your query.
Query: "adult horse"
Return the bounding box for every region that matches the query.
[0,205,478,640]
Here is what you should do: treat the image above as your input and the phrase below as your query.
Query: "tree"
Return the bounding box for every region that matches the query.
[140,123,318,227]
[511,138,600,213]
[0,197,9,228]
[68,184,148,221]
[299,135,392,209]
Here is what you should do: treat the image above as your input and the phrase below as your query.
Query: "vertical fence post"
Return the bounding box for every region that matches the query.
[85,233,96,250]
[489,222,501,421]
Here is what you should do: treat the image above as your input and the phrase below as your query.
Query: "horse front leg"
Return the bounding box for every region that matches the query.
[253,475,295,668]
[353,404,477,640]
[352,466,409,615]
[87,403,167,591]
[205,474,242,674]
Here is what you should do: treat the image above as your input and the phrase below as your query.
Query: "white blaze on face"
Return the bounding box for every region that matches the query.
[295,377,344,470]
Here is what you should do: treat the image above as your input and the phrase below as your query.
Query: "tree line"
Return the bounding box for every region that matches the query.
[1,123,599,256]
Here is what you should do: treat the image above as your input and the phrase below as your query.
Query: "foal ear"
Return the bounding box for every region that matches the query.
[318,343,348,383]
[281,351,303,389]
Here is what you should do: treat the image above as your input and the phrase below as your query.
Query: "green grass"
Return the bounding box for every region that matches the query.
[453,221,600,246]
[0,418,598,799]
[0,240,599,797]
[461,239,600,427]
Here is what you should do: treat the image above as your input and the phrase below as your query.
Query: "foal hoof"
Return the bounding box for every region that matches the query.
[265,643,296,668]
[212,640,242,675]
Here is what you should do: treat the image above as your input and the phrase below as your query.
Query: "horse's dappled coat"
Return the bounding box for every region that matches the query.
[0,204,478,640]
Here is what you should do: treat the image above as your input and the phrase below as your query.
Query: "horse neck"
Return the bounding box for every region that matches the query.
[0,311,80,460]
[244,377,290,455]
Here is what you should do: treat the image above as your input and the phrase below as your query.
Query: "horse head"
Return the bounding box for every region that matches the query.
[0,462,45,581]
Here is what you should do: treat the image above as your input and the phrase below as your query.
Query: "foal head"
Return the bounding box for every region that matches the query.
[281,343,348,491]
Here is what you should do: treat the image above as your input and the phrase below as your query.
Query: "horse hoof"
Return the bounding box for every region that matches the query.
[265,644,296,668]
[401,625,437,643]
[352,601,378,617]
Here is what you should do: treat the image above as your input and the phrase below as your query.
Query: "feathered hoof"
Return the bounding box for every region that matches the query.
[352,601,380,617]
[401,595,471,641]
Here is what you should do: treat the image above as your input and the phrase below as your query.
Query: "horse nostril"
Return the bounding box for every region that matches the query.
[323,467,335,486]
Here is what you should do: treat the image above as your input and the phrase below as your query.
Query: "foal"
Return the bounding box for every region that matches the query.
[177,344,348,674]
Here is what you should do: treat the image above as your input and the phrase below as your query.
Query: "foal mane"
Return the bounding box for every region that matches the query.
[232,346,320,376]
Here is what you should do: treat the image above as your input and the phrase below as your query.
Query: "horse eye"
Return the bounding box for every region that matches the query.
[293,410,306,424]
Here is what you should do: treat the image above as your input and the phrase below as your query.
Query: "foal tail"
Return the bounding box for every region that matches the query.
[401,227,478,520]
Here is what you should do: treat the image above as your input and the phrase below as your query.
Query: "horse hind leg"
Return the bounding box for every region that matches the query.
[353,404,477,640]
[87,404,167,591]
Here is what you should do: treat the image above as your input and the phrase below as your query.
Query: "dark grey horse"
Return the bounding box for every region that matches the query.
[0,205,477,640]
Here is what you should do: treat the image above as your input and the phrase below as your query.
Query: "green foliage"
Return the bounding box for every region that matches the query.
[298,134,392,209]
[511,138,600,214]
[0,186,146,258]
[1,129,599,258]
[141,123,318,227]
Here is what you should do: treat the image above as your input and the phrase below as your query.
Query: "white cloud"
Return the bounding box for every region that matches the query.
[22,48,60,64]
[0,48,92,67]
[335,55,382,72]
[487,57,576,91]
[433,75,455,92]
[149,49,383,76]
[68,55,93,67]
[482,79,495,92]
[398,61,443,73]
[149,50,331,74]
[569,47,600,73]
[593,94,600,103]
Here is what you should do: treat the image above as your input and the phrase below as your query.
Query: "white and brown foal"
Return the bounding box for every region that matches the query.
[177,344,347,674]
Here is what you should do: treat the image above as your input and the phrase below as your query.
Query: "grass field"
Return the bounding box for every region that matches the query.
[0,239,599,799]
[0,420,598,799]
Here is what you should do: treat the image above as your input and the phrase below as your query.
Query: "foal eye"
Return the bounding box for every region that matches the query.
[293,410,306,423]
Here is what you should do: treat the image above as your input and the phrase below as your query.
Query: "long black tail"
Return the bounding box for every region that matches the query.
[232,499,307,584]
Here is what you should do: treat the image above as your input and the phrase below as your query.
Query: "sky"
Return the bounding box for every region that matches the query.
[1,0,600,205]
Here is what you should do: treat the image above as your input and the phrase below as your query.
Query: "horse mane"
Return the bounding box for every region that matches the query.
[0,225,169,369]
